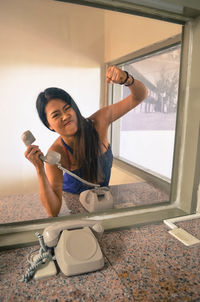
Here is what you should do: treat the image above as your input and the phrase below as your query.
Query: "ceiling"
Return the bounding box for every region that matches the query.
[55,0,200,23]
[125,0,200,18]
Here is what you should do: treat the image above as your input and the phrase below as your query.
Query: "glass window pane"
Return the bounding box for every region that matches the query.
[113,45,181,179]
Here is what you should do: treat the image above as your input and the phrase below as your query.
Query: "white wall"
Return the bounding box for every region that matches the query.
[0,0,104,194]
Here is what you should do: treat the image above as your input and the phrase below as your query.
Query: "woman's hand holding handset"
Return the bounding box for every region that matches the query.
[24,145,44,171]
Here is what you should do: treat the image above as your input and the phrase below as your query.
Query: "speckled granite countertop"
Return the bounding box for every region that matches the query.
[0,219,200,302]
[0,182,168,224]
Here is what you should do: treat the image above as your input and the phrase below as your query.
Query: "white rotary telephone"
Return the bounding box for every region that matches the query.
[43,220,104,275]
[21,219,104,282]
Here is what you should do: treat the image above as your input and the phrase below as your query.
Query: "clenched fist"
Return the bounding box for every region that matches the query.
[106,65,127,85]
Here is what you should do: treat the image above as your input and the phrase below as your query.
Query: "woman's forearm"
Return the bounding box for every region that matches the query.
[127,77,148,103]
[36,167,62,217]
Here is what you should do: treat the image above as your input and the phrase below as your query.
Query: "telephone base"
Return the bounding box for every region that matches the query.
[32,254,57,280]
[79,187,114,212]
[55,227,104,276]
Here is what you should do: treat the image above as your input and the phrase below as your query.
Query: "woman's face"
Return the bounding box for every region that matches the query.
[45,99,78,137]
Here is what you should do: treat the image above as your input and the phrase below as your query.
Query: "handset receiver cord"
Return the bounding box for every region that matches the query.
[57,163,100,188]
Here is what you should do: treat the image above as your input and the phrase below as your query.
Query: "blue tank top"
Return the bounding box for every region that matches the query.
[62,139,113,194]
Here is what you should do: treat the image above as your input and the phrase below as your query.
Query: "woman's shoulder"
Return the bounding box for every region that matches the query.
[48,136,64,153]
[88,107,110,131]
[88,106,109,122]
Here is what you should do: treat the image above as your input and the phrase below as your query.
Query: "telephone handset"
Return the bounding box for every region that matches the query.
[21,130,61,165]
[43,219,104,247]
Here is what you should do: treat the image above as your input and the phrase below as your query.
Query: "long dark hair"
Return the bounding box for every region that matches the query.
[36,87,100,182]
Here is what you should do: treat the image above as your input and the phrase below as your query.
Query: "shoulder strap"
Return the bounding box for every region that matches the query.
[61,138,72,170]
[61,138,73,154]
[102,142,108,151]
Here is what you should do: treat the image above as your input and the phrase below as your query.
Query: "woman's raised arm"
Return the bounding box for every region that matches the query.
[92,66,148,126]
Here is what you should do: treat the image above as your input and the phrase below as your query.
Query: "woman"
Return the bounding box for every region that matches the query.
[25,66,148,217]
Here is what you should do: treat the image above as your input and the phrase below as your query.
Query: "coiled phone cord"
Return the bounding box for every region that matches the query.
[36,232,47,253]
[21,232,53,283]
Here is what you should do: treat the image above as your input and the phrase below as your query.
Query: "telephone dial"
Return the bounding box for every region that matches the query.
[21,130,114,212]
[21,219,104,282]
